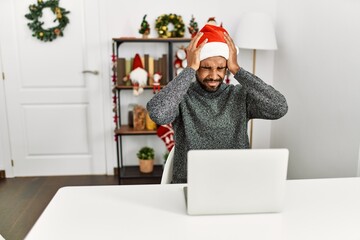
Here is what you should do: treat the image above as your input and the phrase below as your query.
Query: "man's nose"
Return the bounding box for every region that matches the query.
[208,69,218,79]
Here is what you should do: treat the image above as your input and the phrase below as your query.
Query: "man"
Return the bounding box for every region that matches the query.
[147,24,288,183]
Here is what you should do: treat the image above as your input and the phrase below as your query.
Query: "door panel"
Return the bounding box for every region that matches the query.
[1,0,106,176]
[24,104,89,155]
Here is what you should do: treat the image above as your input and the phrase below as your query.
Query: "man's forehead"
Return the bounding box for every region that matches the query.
[200,56,227,67]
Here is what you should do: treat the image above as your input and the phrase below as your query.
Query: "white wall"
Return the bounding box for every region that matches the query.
[98,0,278,166]
[272,0,360,178]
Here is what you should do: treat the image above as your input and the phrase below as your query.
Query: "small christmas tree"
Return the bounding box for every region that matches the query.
[188,15,198,38]
[139,14,150,38]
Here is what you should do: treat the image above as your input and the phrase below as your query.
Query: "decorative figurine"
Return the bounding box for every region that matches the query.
[188,15,199,38]
[139,14,150,38]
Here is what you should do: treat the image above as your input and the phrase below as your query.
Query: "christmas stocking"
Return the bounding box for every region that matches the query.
[157,124,174,152]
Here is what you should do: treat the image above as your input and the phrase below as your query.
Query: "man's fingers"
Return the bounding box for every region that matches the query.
[197,37,208,51]
[223,32,237,53]
[187,32,204,50]
[223,32,234,47]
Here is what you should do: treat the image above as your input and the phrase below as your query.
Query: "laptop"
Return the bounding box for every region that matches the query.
[185,148,289,215]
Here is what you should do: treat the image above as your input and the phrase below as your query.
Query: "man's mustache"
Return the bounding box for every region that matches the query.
[204,78,223,83]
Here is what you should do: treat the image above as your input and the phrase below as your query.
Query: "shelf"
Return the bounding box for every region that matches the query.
[115,85,165,90]
[112,37,191,43]
[112,37,189,184]
[115,125,157,135]
[119,165,163,179]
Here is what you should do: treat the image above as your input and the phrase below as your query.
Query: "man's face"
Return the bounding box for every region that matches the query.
[196,56,227,92]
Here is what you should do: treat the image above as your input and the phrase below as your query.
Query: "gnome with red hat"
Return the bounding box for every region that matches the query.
[129,53,148,96]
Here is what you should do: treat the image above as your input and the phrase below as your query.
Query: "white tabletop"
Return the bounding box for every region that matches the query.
[25,178,360,240]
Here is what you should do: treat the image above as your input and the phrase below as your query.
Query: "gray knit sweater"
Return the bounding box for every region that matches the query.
[147,67,288,183]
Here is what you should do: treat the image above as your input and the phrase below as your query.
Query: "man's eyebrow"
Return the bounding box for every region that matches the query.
[200,65,226,68]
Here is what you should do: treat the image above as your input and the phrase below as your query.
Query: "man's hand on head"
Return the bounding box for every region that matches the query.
[223,32,240,75]
[186,32,207,71]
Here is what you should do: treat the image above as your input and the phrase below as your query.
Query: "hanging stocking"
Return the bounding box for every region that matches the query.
[157,124,174,152]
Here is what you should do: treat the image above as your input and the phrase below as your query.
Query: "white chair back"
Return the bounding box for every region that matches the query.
[161,147,175,184]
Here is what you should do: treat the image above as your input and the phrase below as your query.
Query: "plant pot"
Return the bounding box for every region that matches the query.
[139,159,154,173]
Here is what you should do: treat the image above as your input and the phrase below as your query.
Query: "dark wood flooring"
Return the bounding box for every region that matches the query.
[0,175,125,240]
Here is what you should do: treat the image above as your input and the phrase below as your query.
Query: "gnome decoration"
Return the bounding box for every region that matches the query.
[153,72,162,94]
[157,124,174,152]
[207,17,217,26]
[129,53,148,96]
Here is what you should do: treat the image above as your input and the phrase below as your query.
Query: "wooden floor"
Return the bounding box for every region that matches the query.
[0,175,121,240]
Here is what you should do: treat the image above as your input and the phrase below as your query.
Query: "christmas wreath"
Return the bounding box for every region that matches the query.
[25,0,70,42]
[155,14,185,38]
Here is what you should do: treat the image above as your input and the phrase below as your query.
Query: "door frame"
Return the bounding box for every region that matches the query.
[0,1,14,177]
[98,1,117,175]
[0,76,13,177]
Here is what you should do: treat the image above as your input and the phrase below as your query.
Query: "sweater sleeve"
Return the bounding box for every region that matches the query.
[234,68,288,120]
[146,67,195,125]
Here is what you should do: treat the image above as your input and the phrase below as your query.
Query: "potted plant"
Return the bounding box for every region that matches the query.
[137,146,155,173]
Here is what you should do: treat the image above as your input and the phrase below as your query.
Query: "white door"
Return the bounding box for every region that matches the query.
[0,0,106,176]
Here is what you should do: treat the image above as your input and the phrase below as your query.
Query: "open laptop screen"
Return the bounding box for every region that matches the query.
[186,149,289,215]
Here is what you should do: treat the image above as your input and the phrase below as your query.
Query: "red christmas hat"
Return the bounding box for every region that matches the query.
[132,53,144,69]
[197,24,233,61]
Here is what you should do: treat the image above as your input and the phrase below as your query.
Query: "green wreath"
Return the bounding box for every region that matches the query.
[25,0,70,42]
[155,14,185,38]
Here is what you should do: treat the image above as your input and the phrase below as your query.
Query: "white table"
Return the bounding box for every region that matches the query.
[25,178,360,240]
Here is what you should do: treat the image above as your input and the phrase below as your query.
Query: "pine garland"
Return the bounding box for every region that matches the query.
[155,13,185,38]
[25,0,70,42]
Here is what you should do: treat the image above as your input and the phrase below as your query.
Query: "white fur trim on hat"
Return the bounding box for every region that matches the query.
[200,42,229,61]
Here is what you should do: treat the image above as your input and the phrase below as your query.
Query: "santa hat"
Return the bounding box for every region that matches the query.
[197,24,237,61]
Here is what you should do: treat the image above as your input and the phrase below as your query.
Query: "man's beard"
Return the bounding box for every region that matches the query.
[197,76,223,92]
